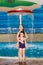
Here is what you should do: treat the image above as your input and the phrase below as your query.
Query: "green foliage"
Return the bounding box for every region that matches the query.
[0,0,36,7]
[6,0,14,3]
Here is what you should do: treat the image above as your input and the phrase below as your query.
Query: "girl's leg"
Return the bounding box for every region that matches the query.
[23,48,26,62]
[18,48,22,62]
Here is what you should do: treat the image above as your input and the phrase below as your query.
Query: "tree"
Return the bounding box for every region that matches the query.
[6,0,14,3]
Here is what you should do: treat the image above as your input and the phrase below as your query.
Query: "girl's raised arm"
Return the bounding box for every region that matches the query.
[25,32,28,40]
[17,31,20,41]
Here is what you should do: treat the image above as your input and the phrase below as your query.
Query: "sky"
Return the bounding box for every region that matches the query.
[23,0,43,5]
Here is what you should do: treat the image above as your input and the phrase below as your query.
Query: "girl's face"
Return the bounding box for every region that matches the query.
[19,25,23,31]
[20,33,24,37]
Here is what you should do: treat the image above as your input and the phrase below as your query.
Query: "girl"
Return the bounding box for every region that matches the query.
[17,31,27,62]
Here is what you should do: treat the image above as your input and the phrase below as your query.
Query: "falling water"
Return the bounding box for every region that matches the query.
[19,14,22,25]
[7,14,12,44]
[30,13,34,43]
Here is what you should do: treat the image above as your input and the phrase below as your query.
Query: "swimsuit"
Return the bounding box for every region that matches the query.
[18,32,26,48]
[19,42,25,48]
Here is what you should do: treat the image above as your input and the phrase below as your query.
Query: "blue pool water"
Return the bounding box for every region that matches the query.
[0,42,43,58]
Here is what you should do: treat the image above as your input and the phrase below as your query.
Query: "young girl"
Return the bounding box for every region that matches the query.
[17,31,27,62]
[17,25,28,41]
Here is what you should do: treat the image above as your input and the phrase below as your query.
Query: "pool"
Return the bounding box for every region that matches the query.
[0,42,43,58]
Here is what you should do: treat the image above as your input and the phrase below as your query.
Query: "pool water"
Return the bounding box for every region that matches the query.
[0,42,43,58]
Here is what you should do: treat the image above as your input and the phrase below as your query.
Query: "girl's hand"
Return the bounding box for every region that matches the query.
[26,44,27,48]
[25,41,28,48]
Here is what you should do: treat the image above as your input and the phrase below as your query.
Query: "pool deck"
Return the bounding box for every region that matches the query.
[0,57,43,65]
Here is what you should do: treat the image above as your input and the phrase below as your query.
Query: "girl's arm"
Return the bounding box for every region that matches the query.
[25,32,28,40]
[25,39,27,48]
[17,32,20,49]
[17,41,19,49]
[17,31,20,41]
